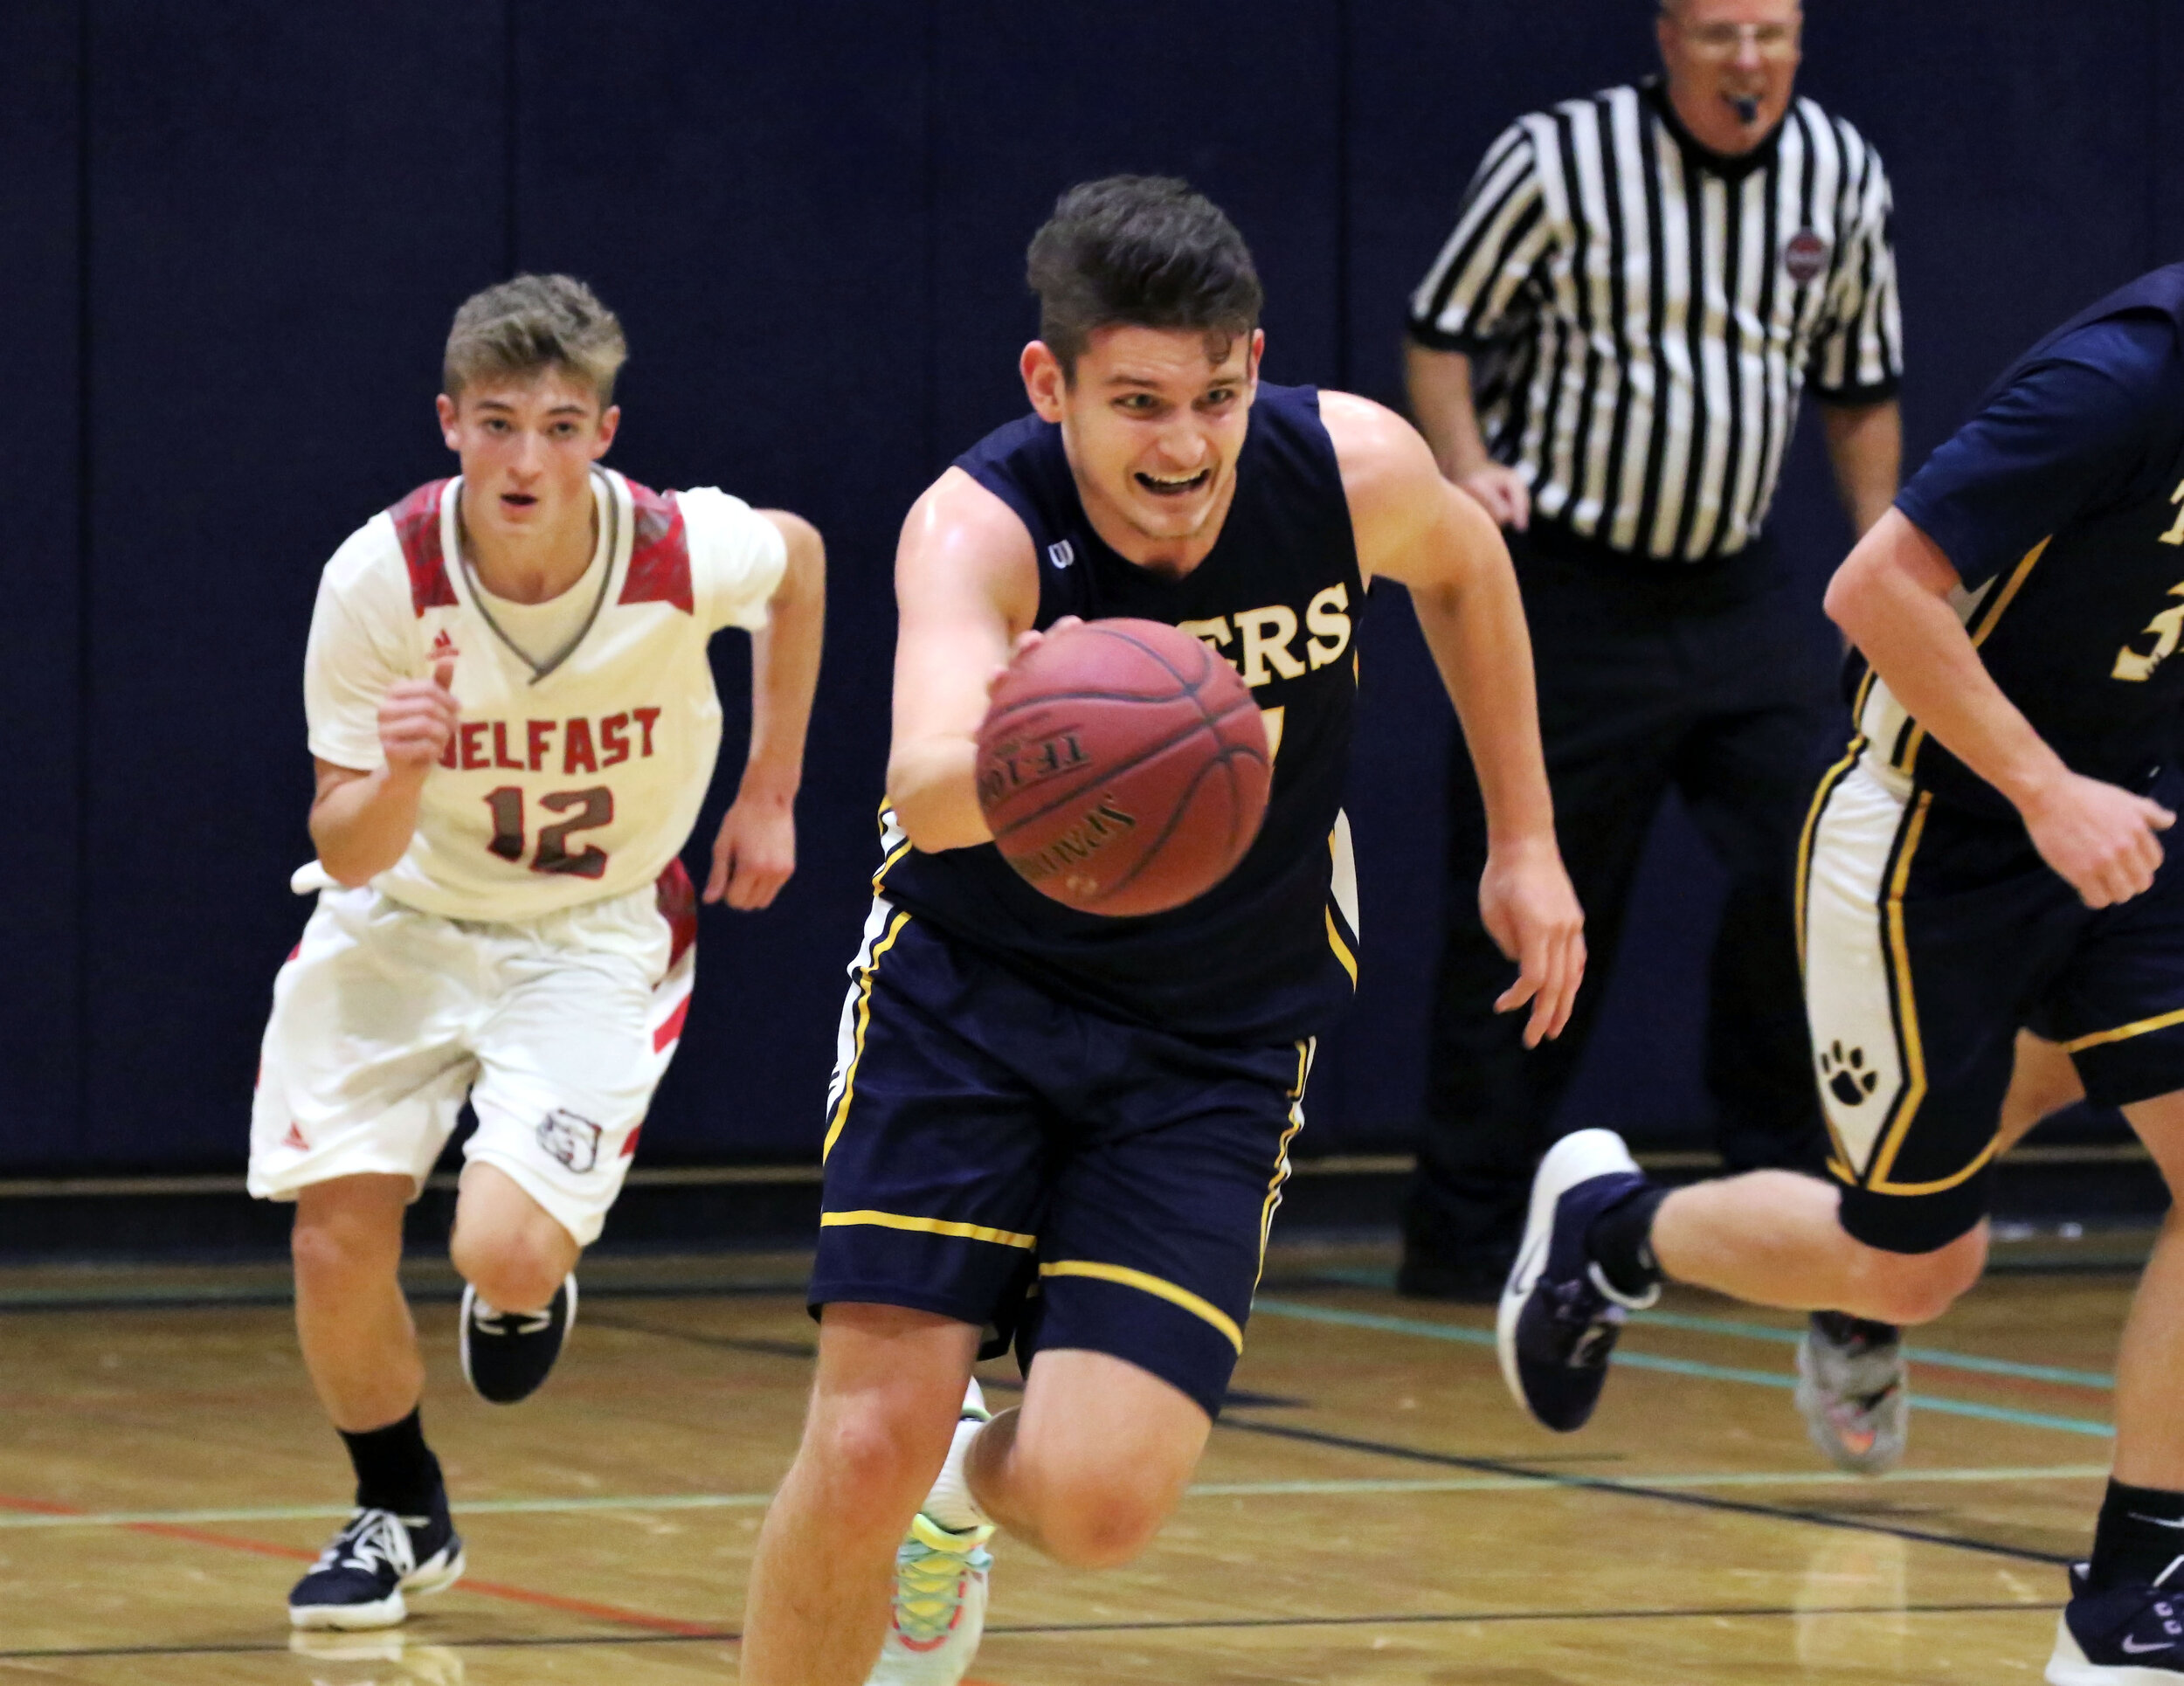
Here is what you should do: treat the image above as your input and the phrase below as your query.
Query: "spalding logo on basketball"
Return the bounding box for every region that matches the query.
[1784,229,1830,285]
[976,618,1272,917]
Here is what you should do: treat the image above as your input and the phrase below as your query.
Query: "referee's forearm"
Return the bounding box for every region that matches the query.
[1821,398,1903,537]
[1402,343,1494,482]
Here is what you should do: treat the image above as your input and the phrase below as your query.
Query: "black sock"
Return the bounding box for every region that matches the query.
[2091,1480,2184,1589]
[339,1407,442,1519]
[1585,1183,1668,1299]
[1811,1309,1899,1351]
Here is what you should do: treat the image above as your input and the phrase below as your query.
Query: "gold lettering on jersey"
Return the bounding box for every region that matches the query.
[1235,606,1308,685]
[1260,705,1286,764]
[1305,584,1352,669]
[1178,597,1354,689]
[2163,477,2184,547]
[2112,582,2184,682]
[1177,616,1233,654]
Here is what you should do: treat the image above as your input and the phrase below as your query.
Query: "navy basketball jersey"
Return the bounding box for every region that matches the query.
[877,382,1364,1044]
[1867,264,2184,813]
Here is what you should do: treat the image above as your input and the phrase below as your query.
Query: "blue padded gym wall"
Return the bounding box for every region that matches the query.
[5,0,2179,1171]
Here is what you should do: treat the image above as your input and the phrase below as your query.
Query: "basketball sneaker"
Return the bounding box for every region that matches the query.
[2049,1561,2184,1682]
[288,1502,464,1629]
[868,1379,995,1686]
[1497,1129,1659,1433]
[1795,1310,1908,1475]
[459,1275,576,1405]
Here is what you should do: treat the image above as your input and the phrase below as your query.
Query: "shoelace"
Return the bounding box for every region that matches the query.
[891,1533,984,1647]
[316,1509,418,1579]
[473,1302,555,1337]
[1545,1277,1627,1369]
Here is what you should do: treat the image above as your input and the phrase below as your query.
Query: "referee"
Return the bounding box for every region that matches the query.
[1402,0,1907,1461]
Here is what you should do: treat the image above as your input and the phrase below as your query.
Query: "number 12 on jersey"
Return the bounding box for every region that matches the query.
[482,786,613,878]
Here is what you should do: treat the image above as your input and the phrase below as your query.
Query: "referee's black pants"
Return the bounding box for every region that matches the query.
[1403,517,1834,1289]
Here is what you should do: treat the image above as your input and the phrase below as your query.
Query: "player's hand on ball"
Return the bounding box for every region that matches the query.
[2020,770,2174,909]
[707,790,796,909]
[378,659,460,777]
[988,617,1085,694]
[1479,839,1586,1047]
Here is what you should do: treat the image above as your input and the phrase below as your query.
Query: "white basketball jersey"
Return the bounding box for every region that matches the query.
[301,468,785,922]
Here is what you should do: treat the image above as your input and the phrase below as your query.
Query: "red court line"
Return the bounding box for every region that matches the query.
[0,1494,717,1638]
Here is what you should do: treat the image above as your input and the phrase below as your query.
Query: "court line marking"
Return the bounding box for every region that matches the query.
[0,1464,2109,1531]
[1252,1296,2116,1438]
[1214,1418,2076,1567]
[0,1494,717,1637]
[1307,1267,2118,1388]
[0,1280,813,1314]
[0,1603,2056,1661]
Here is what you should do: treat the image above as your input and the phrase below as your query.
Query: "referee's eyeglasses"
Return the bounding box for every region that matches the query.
[1673,20,1799,59]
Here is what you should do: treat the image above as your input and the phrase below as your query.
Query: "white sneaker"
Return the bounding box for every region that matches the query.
[1795,1311,1908,1475]
[867,1512,994,1684]
[868,1380,995,1686]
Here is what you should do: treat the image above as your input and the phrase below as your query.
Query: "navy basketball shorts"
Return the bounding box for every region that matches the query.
[809,901,1312,1420]
[1801,752,2184,1253]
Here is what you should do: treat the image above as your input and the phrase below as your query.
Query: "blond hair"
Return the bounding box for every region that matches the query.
[442,273,627,405]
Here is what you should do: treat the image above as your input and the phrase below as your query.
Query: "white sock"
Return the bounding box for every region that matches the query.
[922,1397,992,1534]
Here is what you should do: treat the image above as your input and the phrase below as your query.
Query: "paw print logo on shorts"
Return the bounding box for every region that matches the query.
[1818,1040,1880,1107]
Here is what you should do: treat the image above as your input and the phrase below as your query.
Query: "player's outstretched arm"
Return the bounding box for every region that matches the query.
[1322,391,1584,1046]
[308,659,460,886]
[706,511,826,909]
[885,470,1041,853]
[1828,511,2173,908]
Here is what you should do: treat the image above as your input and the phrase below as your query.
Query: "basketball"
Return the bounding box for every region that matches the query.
[975,618,1272,917]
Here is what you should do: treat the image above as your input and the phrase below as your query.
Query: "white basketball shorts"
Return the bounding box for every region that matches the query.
[247,867,696,1247]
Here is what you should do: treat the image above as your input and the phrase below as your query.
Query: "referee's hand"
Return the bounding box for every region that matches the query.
[2020,770,2175,909]
[1457,464,1531,532]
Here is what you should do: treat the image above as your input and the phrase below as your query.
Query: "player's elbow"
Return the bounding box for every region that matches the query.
[764,510,826,608]
[308,814,397,888]
[1821,547,1886,647]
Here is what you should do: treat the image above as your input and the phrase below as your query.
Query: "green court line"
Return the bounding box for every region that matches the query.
[1303,1267,2118,1390]
[0,1492,777,1529]
[0,1464,2111,1532]
[1249,1297,2117,1439]
[1192,1464,2110,1498]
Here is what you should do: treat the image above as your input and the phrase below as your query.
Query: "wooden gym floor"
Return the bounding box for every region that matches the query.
[0,1233,2146,1683]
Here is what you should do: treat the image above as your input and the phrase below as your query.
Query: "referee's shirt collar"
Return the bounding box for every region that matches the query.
[1641,76,1786,180]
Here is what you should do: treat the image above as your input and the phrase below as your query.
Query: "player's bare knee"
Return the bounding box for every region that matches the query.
[1849,1228,1987,1325]
[291,1182,404,1282]
[801,1403,947,1525]
[451,1228,568,1313]
[1033,1482,1171,1569]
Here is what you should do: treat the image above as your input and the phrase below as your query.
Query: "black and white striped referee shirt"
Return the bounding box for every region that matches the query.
[1408,79,1902,563]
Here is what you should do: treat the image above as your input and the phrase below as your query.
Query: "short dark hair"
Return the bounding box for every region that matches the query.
[1026,176,1263,377]
[443,273,626,405]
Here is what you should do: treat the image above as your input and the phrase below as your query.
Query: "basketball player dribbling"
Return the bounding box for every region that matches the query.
[738,176,1586,1686]
[247,275,825,1629]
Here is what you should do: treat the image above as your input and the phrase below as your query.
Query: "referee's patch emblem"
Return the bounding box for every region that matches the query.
[1784,230,1830,285]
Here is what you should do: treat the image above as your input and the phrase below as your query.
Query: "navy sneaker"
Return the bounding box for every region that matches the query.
[288,1502,464,1629]
[2050,1561,2184,1683]
[1496,1129,1660,1433]
[460,1275,577,1405]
